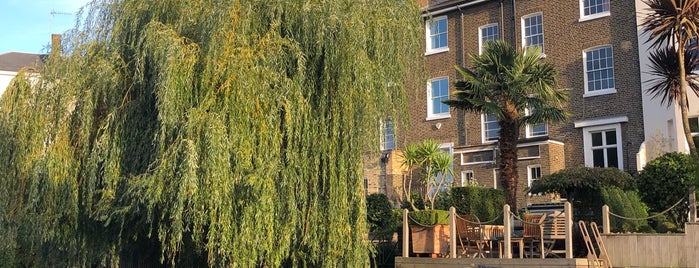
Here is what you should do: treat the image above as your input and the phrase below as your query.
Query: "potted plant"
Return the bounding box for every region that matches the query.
[400,139,455,256]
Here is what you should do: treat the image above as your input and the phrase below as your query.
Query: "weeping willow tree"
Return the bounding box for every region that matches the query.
[0,0,422,266]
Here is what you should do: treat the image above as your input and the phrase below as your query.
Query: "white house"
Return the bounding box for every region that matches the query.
[635,0,699,169]
[0,52,46,97]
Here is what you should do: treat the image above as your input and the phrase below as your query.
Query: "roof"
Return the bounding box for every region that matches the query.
[422,0,487,12]
[0,52,47,72]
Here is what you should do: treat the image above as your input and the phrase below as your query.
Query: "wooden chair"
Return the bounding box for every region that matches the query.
[522,213,546,258]
[455,214,492,258]
[542,211,566,258]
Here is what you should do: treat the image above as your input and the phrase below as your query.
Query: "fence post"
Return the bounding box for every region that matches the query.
[564,202,573,259]
[402,209,409,258]
[602,205,610,234]
[449,207,456,258]
[503,204,511,259]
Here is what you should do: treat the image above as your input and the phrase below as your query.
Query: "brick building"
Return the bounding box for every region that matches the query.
[366,0,651,208]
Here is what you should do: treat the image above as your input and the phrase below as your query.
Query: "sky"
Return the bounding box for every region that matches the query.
[0,0,92,54]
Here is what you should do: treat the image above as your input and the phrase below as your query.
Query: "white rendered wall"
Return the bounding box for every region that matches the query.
[635,0,699,169]
[0,70,17,98]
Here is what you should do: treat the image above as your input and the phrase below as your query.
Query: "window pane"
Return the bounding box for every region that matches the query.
[690,118,699,133]
[605,130,617,145]
[517,145,541,158]
[584,0,610,16]
[592,132,603,146]
[593,149,605,167]
[607,148,618,168]
[523,14,544,50]
[429,78,449,116]
[585,46,614,92]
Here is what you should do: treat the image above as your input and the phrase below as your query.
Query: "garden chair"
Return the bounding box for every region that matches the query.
[522,213,546,258]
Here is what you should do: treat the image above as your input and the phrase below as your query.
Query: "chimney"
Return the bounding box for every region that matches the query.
[51,34,61,55]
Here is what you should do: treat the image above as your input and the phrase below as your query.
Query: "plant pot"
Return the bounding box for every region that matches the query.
[409,224,450,256]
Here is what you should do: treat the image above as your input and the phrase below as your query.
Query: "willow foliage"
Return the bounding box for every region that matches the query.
[0,0,422,266]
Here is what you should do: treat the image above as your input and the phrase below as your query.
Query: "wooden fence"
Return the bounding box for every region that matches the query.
[601,223,699,268]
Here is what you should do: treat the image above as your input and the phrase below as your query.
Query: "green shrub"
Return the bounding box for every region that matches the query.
[449,186,505,224]
[601,186,649,232]
[656,221,678,233]
[637,225,655,233]
[637,152,696,228]
[367,193,393,232]
[408,210,450,225]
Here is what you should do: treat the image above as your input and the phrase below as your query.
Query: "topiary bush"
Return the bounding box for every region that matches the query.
[449,186,505,224]
[637,152,696,228]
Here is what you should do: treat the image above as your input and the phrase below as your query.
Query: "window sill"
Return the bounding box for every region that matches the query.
[578,12,610,23]
[518,156,541,161]
[462,161,495,166]
[526,133,548,139]
[583,88,616,98]
[481,139,498,144]
[426,114,451,121]
[425,47,449,56]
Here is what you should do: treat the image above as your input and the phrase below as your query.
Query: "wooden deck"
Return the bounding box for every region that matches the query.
[395,257,590,268]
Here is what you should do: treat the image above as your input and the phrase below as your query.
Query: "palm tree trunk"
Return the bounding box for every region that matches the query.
[678,37,697,152]
[499,119,519,212]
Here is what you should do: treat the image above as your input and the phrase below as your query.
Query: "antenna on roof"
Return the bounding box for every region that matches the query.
[49,10,73,34]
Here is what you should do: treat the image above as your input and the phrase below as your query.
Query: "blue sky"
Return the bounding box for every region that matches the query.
[0,0,92,54]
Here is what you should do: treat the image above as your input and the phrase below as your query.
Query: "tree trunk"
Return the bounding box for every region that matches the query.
[499,119,520,212]
[678,38,696,151]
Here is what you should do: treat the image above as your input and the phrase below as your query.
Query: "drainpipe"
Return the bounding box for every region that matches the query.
[500,0,505,42]
[511,0,517,46]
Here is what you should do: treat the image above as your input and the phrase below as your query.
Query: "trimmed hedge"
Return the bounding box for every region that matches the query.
[449,186,505,224]
[408,210,451,225]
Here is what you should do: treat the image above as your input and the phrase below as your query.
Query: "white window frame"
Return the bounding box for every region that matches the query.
[427,77,451,120]
[525,107,548,138]
[582,123,624,170]
[459,149,496,165]
[461,170,474,186]
[478,23,499,54]
[380,118,395,150]
[481,113,500,143]
[527,165,542,187]
[583,45,616,97]
[425,16,449,55]
[521,13,544,53]
[579,0,611,22]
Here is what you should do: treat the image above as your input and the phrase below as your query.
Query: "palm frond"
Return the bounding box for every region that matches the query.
[641,0,699,48]
[645,45,699,106]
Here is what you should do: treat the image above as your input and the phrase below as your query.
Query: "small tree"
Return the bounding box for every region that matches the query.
[637,152,696,227]
[401,140,454,210]
[528,166,635,223]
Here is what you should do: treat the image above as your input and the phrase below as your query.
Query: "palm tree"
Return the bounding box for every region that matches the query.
[443,40,568,211]
[640,0,699,150]
[401,139,454,210]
